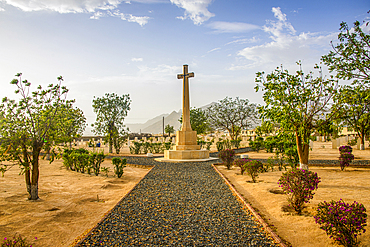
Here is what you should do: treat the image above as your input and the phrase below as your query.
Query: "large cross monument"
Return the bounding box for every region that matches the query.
[161,64,210,161]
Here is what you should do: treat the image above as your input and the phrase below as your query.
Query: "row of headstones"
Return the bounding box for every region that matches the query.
[331,135,364,150]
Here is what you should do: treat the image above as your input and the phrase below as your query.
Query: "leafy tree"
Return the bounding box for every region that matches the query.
[335,85,370,149]
[0,73,69,200]
[179,107,210,135]
[255,63,339,169]
[315,119,341,142]
[255,120,279,136]
[53,102,86,148]
[92,93,131,153]
[206,97,258,141]
[321,19,370,85]
[112,126,129,154]
[164,124,175,137]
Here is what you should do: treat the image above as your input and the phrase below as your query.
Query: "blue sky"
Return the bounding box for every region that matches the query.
[0,0,369,134]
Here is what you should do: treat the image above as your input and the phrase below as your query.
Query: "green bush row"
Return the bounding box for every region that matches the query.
[129,141,173,154]
[62,148,106,176]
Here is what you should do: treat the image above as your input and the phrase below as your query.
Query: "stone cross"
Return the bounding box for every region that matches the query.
[177,64,194,132]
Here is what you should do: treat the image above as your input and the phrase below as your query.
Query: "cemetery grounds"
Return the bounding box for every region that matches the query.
[0,141,369,246]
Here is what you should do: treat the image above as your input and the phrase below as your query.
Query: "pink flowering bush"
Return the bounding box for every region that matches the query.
[233,158,249,175]
[218,149,235,169]
[339,145,354,171]
[278,168,321,214]
[314,199,367,247]
[1,234,36,247]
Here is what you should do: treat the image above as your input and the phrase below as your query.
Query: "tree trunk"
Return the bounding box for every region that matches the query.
[29,143,42,200]
[360,132,365,150]
[296,133,309,170]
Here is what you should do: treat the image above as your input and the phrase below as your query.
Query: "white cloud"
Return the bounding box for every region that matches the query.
[0,7,4,11]
[90,11,105,19]
[207,47,220,53]
[2,0,121,13]
[108,10,150,26]
[231,7,337,70]
[2,0,150,26]
[207,21,260,33]
[132,57,143,62]
[226,37,259,45]
[170,0,214,25]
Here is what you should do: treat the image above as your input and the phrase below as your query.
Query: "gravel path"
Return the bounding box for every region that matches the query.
[76,161,278,246]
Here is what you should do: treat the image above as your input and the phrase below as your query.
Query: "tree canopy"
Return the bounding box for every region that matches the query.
[334,85,370,149]
[206,97,258,141]
[179,107,210,135]
[165,124,175,136]
[255,63,339,169]
[92,93,131,153]
[321,20,370,84]
[0,73,70,200]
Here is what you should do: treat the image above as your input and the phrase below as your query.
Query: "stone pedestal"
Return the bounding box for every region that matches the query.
[163,130,210,160]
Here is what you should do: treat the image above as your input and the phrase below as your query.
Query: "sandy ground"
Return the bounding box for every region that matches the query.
[0,159,151,247]
[216,141,370,247]
[243,141,370,161]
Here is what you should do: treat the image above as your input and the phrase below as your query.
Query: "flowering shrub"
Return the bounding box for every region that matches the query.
[278,168,321,214]
[233,158,249,175]
[218,149,235,169]
[339,145,354,171]
[314,199,367,247]
[244,160,264,183]
[1,234,36,247]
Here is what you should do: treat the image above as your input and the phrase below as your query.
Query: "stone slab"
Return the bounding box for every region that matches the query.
[164,149,210,160]
[154,157,218,163]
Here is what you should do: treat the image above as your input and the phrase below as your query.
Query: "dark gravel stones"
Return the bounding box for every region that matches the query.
[76,161,278,246]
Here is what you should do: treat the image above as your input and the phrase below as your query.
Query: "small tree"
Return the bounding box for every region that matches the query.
[179,107,210,135]
[207,97,258,141]
[256,63,339,169]
[92,93,131,153]
[0,73,69,200]
[164,124,175,137]
[334,86,370,150]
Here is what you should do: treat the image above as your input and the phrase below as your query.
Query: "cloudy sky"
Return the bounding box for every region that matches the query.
[0,0,369,134]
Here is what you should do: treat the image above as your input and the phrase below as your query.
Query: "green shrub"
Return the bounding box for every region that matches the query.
[278,168,321,214]
[112,157,127,178]
[101,166,110,177]
[218,149,235,169]
[163,142,172,150]
[130,142,142,154]
[249,137,264,152]
[244,160,264,183]
[233,158,249,175]
[89,152,105,176]
[142,142,151,153]
[314,199,367,247]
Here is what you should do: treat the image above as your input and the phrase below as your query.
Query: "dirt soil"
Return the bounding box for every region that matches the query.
[216,141,370,247]
[0,159,151,247]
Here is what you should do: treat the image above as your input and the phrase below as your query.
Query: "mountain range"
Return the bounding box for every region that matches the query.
[126,103,214,134]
